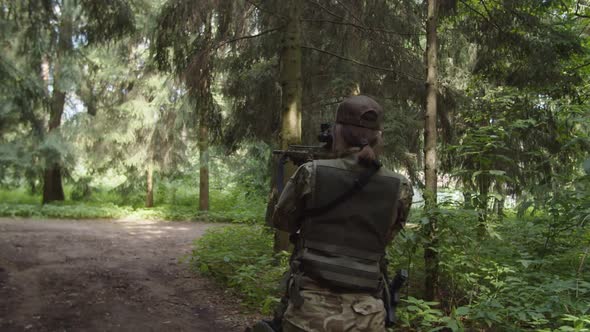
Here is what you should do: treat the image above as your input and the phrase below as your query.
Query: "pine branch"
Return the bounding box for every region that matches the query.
[301,45,422,81]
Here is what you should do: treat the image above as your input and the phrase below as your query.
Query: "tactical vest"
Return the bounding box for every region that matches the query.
[297,158,401,292]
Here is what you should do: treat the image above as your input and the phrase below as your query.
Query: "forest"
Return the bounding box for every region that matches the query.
[1,0,589,331]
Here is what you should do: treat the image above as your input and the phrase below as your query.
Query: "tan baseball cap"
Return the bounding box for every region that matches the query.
[335,95,384,130]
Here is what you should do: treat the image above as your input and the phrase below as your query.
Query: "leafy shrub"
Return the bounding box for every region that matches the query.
[191,224,288,314]
[384,204,590,331]
[397,297,468,332]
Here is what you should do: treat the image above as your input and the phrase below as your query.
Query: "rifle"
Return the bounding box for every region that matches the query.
[385,269,408,327]
[273,123,334,163]
[272,123,335,194]
[272,144,334,165]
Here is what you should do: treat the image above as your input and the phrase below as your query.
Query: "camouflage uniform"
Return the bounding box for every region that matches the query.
[272,151,413,332]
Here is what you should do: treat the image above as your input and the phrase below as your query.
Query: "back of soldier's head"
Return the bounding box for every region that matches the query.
[333,95,384,163]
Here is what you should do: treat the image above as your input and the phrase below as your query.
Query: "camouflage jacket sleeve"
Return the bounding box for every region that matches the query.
[386,178,413,242]
[271,163,313,233]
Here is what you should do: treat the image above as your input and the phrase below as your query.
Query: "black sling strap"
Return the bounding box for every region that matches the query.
[302,159,382,218]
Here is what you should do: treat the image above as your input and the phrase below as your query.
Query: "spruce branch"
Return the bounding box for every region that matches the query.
[459,0,504,32]
[216,27,282,50]
[334,0,363,24]
[575,0,590,18]
[303,0,422,36]
[302,19,424,36]
[245,0,285,19]
[568,60,590,72]
[301,45,422,81]
[304,0,343,19]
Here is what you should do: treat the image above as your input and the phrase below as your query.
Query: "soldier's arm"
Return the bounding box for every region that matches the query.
[271,163,313,233]
[386,179,414,242]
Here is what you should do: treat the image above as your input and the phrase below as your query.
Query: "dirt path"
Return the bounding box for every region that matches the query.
[0,218,256,332]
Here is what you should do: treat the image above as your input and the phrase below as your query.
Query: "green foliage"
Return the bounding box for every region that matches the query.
[191,225,289,314]
[0,202,126,219]
[387,204,590,331]
[396,297,469,332]
[0,188,41,204]
[397,297,445,331]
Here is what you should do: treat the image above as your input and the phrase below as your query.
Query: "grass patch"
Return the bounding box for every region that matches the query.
[0,187,42,204]
[0,186,265,223]
[0,202,264,223]
[0,202,127,219]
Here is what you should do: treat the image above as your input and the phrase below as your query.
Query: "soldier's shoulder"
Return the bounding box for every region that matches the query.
[314,158,339,166]
[295,162,314,177]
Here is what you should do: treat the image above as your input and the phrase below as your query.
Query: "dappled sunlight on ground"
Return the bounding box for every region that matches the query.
[0,217,244,331]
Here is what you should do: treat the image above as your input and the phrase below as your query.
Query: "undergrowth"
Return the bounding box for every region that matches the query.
[191,210,590,331]
[191,224,289,315]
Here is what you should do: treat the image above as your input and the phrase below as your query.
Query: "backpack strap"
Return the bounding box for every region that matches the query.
[302,159,382,218]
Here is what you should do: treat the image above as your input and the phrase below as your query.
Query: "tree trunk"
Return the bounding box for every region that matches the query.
[196,15,214,212]
[423,0,439,302]
[199,113,209,211]
[42,13,72,204]
[146,163,154,208]
[477,174,489,237]
[43,167,65,203]
[265,150,280,227]
[274,0,303,252]
[463,190,473,209]
[493,182,505,220]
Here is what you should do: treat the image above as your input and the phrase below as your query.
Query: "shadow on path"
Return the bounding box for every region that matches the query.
[0,218,250,332]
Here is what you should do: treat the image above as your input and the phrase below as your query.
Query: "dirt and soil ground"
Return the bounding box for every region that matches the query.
[0,217,259,332]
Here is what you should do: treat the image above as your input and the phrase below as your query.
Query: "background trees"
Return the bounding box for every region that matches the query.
[1,0,589,330]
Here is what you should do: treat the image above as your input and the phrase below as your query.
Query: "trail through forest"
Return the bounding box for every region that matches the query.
[0,218,256,332]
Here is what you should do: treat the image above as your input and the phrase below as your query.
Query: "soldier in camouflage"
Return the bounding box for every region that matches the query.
[272,95,413,332]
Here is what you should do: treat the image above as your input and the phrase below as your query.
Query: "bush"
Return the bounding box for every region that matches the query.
[191,224,289,314]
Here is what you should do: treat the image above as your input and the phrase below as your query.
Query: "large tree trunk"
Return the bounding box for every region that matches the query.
[43,167,65,203]
[199,112,209,211]
[42,13,72,204]
[274,0,303,252]
[423,0,439,301]
[146,163,154,208]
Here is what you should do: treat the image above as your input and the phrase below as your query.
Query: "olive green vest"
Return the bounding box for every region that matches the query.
[298,158,401,292]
